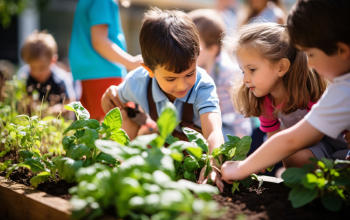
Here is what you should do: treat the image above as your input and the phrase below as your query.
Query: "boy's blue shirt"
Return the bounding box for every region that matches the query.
[69,0,127,80]
[117,67,220,127]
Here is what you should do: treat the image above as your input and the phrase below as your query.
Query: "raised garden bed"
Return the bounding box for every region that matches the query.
[1,173,349,220]
[0,176,71,220]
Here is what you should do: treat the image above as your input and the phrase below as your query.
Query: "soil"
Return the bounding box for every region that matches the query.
[1,168,349,219]
[213,182,350,220]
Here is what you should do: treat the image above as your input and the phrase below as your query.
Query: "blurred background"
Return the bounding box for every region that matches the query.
[0,0,296,68]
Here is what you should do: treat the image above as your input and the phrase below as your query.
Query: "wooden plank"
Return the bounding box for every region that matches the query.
[0,176,71,220]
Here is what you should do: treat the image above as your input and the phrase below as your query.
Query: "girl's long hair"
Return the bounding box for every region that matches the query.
[234,23,327,117]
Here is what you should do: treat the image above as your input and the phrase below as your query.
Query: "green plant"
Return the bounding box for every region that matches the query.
[282,158,350,211]
[53,102,129,183]
[169,127,254,193]
[69,103,224,219]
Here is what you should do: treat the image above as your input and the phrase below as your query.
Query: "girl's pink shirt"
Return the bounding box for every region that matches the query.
[259,96,315,132]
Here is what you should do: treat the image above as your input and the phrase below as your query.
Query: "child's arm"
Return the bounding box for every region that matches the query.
[221,118,324,182]
[91,24,142,70]
[199,112,225,192]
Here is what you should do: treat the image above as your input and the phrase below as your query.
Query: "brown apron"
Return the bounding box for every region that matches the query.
[147,78,202,141]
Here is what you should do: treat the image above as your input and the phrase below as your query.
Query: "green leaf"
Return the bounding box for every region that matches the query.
[184,155,200,172]
[23,158,45,173]
[103,107,122,130]
[19,150,34,159]
[157,103,178,140]
[321,192,343,212]
[110,129,129,145]
[168,141,202,160]
[282,167,308,186]
[67,144,90,160]
[54,157,83,182]
[95,139,140,160]
[30,171,51,188]
[64,119,100,134]
[95,152,117,165]
[182,127,209,153]
[288,186,318,208]
[79,128,99,148]
[232,136,252,160]
[232,182,240,194]
[65,102,90,120]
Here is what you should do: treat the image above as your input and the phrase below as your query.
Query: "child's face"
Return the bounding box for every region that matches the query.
[236,46,282,98]
[197,40,218,69]
[154,62,197,102]
[28,57,52,82]
[299,46,349,81]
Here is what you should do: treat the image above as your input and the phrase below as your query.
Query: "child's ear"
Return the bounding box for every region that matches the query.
[337,42,350,59]
[277,58,290,77]
[141,63,154,78]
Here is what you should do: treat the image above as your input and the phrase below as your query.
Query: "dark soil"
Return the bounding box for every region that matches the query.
[213,182,350,220]
[0,168,74,200]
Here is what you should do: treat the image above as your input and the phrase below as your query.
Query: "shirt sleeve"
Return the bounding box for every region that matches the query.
[117,68,146,105]
[89,0,113,27]
[194,76,220,115]
[305,84,350,139]
[259,96,280,132]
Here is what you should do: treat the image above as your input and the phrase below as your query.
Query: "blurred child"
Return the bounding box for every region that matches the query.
[222,0,350,181]
[188,9,251,139]
[101,8,224,191]
[20,31,75,109]
[69,0,142,121]
[241,0,285,25]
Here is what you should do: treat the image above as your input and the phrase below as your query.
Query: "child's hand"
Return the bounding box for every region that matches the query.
[198,159,224,193]
[101,85,123,113]
[221,161,245,184]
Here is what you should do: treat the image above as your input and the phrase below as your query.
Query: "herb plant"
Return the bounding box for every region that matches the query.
[282,158,350,211]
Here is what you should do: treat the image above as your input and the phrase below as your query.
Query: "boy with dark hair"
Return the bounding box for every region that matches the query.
[101,8,224,191]
[221,0,350,181]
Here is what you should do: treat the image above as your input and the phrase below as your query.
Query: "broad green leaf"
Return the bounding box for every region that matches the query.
[233,136,252,160]
[110,129,129,145]
[95,152,117,165]
[54,157,83,182]
[182,127,209,153]
[130,133,158,149]
[103,107,122,130]
[30,171,51,188]
[184,155,200,172]
[65,102,90,120]
[67,144,90,160]
[282,167,308,186]
[168,141,202,160]
[157,103,178,139]
[288,186,318,208]
[64,119,100,134]
[79,128,99,147]
[23,158,45,173]
[95,139,139,160]
[19,150,34,159]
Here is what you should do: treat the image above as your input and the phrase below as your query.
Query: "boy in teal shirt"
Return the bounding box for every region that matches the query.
[101,8,224,191]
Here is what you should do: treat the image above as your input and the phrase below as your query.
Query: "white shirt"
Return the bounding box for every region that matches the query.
[305,72,350,138]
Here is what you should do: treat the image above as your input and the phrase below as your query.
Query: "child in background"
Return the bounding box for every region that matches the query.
[69,0,142,121]
[222,0,350,181]
[188,9,251,139]
[101,8,224,191]
[20,31,75,108]
[241,0,285,25]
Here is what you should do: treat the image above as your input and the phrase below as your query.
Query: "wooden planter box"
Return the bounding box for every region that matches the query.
[0,176,71,220]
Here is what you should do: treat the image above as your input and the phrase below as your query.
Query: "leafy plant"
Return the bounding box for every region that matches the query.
[53,102,129,182]
[69,103,224,219]
[282,158,350,211]
[170,127,253,193]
